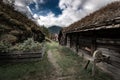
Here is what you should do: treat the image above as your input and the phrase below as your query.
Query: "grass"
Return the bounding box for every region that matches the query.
[46,42,113,80]
[0,43,55,80]
[0,42,113,80]
[0,2,45,44]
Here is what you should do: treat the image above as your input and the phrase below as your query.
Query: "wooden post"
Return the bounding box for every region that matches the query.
[70,34,72,48]
[66,34,70,47]
[92,60,96,77]
[91,38,96,55]
[91,37,96,77]
[84,60,90,69]
[64,34,67,46]
[76,33,79,53]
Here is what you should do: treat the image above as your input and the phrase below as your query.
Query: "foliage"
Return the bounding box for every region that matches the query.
[0,1,45,43]
[10,38,42,52]
[41,26,50,38]
[0,41,12,52]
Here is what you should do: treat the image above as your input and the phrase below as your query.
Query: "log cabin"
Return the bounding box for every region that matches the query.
[58,1,120,80]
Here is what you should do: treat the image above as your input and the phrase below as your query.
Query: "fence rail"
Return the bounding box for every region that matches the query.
[0,51,43,63]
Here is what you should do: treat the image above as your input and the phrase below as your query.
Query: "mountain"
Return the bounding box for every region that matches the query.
[48,26,62,34]
[0,1,45,44]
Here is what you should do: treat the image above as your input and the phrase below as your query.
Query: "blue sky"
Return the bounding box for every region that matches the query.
[9,0,118,27]
[29,0,62,16]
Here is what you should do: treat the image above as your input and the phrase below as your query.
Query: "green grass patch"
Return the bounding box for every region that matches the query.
[0,43,55,80]
[49,42,113,80]
[0,42,113,80]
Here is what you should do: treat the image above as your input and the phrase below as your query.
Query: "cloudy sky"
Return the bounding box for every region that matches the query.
[4,0,119,27]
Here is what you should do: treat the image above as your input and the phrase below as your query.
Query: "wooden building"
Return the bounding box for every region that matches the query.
[59,2,120,80]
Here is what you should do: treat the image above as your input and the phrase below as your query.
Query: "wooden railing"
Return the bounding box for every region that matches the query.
[0,51,43,63]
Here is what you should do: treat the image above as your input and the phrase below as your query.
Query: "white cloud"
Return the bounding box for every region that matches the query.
[3,0,120,27]
[36,0,119,27]
[34,0,45,10]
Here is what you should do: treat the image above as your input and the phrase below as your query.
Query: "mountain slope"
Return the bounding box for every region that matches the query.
[0,1,45,44]
[48,26,62,34]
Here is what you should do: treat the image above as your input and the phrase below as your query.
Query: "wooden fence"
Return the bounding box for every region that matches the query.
[0,51,43,63]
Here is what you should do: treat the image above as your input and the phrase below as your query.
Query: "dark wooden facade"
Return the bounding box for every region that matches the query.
[59,2,120,80]
[59,26,120,80]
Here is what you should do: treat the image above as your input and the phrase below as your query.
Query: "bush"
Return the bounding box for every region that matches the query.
[0,41,12,52]
[10,38,42,52]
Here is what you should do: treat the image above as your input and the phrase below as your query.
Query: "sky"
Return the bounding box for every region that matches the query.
[3,0,120,27]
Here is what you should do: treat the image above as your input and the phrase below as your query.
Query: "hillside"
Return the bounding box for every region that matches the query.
[48,26,62,34]
[0,1,45,44]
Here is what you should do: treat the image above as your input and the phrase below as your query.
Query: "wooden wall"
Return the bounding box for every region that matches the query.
[95,28,120,80]
[96,38,120,80]
[62,28,120,80]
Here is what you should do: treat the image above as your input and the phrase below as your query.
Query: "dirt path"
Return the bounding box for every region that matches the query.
[46,42,112,80]
[47,49,75,80]
[47,42,76,80]
[47,50,62,75]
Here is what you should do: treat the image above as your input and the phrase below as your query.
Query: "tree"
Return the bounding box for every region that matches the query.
[41,26,50,38]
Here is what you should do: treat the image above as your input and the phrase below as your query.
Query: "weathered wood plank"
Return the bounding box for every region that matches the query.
[0,52,42,63]
[0,58,42,63]
[97,38,120,45]
[98,63,120,80]
[97,46,120,58]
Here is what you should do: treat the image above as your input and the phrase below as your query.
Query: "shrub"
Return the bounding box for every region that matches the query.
[0,41,12,52]
[10,38,42,52]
